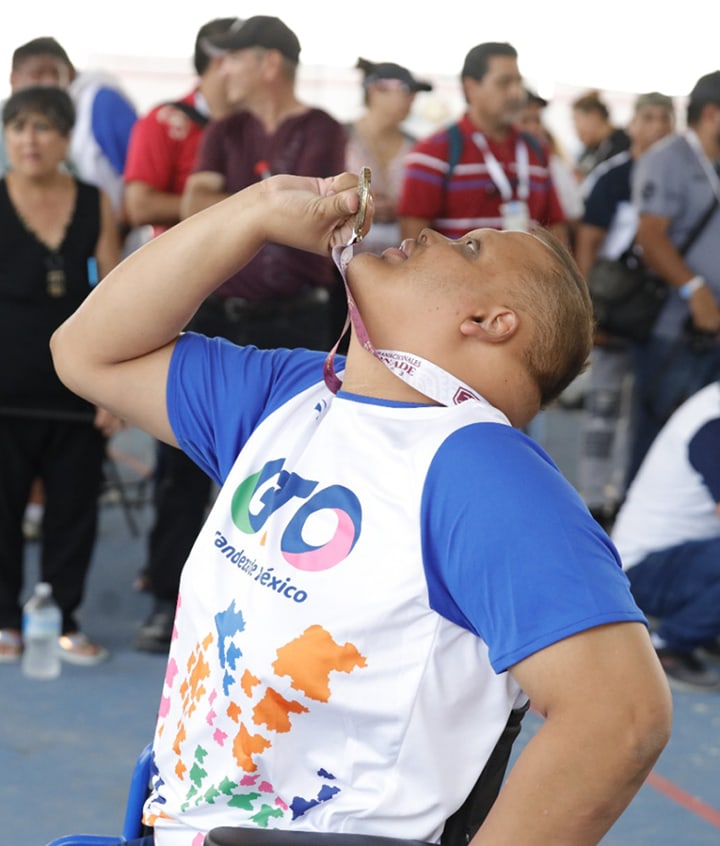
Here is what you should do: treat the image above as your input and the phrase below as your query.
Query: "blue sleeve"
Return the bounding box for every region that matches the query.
[421,423,645,673]
[688,419,720,503]
[167,333,329,485]
[91,87,137,174]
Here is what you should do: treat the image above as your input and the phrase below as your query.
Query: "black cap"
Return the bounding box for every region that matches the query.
[363,61,432,93]
[524,87,548,108]
[689,71,720,105]
[203,15,301,64]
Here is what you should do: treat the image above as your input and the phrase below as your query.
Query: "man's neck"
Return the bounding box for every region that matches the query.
[467,110,511,142]
[339,335,539,426]
[247,86,306,133]
[340,343,438,405]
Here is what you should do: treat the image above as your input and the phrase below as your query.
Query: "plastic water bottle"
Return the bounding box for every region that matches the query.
[21,582,62,679]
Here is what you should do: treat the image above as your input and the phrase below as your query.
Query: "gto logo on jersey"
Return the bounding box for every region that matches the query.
[231,458,362,571]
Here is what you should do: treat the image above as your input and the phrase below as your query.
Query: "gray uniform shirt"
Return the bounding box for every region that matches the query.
[632,131,720,339]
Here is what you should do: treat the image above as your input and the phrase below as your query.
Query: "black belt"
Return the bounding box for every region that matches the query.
[215,287,330,322]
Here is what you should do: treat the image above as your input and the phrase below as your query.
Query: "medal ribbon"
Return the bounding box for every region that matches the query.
[324,243,496,409]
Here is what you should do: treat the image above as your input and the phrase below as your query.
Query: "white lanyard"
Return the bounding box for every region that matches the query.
[472,132,530,201]
[324,244,499,410]
[685,129,720,202]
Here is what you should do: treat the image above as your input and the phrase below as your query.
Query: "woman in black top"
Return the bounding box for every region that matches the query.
[0,86,120,663]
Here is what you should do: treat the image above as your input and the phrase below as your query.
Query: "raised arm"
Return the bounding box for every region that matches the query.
[472,622,671,845]
[51,172,364,444]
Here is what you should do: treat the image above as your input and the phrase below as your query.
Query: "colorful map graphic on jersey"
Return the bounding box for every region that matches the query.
[152,598,367,828]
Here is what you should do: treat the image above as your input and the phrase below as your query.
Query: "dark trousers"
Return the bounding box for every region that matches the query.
[145,441,212,600]
[627,537,720,651]
[144,292,334,604]
[0,416,105,632]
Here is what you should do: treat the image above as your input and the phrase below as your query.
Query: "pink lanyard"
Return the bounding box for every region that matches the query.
[324,243,506,412]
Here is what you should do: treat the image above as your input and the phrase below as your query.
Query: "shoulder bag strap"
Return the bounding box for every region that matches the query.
[624,193,718,266]
[166,101,209,128]
[677,194,719,257]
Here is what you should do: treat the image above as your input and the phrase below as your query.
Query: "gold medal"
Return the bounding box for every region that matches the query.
[353,167,372,243]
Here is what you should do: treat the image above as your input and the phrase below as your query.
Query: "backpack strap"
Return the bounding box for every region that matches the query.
[445,122,464,187]
[518,130,547,167]
[444,125,547,192]
[166,100,210,128]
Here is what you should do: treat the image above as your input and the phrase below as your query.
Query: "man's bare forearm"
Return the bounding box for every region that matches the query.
[471,708,667,845]
[55,184,267,373]
[472,624,671,845]
[51,173,362,407]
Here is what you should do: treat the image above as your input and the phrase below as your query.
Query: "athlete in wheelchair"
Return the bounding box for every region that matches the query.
[49,161,671,846]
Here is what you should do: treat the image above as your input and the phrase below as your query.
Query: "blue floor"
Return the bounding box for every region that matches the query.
[2,419,720,845]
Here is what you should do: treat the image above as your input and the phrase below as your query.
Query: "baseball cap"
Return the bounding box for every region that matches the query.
[524,87,548,108]
[689,71,720,105]
[203,15,301,64]
[362,60,433,93]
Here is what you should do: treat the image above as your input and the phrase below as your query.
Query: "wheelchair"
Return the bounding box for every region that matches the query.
[47,704,527,846]
[47,743,154,846]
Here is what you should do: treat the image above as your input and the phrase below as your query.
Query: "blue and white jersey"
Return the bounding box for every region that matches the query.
[147,333,644,846]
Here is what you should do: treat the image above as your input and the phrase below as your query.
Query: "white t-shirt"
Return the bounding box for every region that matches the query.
[146,334,644,846]
[613,381,720,569]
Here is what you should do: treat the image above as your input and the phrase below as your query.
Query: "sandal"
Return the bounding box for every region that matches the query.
[0,628,22,663]
[58,632,109,666]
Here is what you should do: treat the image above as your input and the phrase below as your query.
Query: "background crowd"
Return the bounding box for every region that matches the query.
[1,16,719,701]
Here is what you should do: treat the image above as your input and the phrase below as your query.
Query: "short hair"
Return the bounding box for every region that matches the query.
[194,18,237,75]
[687,70,720,125]
[633,91,674,114]
[11,37,74,73]
[461,42,517,82]
[686,95,720,126]
[511,229,594,406]
[2,86,75,136]
[571,90,609,120]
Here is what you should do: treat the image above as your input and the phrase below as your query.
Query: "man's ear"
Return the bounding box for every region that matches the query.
[460,307,520,343]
